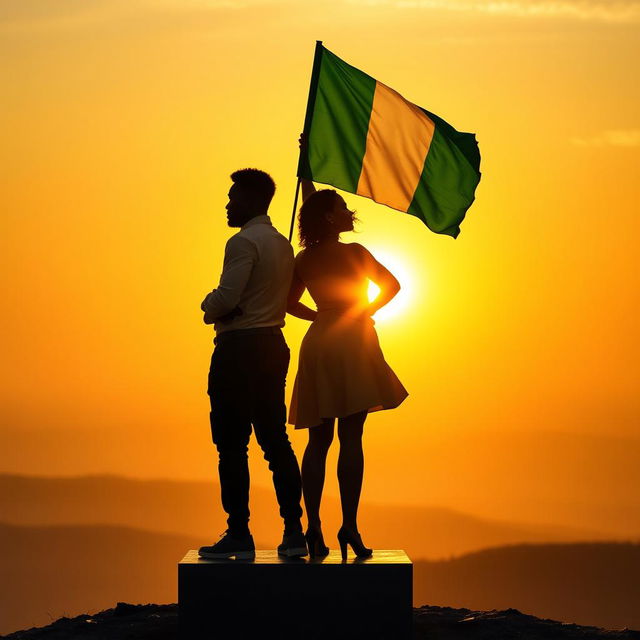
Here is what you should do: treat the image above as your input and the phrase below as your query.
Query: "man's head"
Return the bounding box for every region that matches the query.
[225,168,276,227]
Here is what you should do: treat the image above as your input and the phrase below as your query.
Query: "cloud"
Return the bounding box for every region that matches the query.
[571,130,640,147]
[3,0,640,36]
[0,0,136,32]
[347,0,640,22]
[0,0,277,34]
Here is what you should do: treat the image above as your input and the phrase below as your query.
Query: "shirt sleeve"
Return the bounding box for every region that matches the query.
[202,234,258,318]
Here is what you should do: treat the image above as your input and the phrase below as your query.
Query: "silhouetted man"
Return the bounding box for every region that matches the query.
[198,168,306,560]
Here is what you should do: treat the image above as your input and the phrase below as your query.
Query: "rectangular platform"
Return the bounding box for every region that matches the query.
[178,549,413,640]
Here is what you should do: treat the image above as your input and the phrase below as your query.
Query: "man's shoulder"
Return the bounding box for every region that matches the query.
[241,222,292,253]
[225,231,256,251]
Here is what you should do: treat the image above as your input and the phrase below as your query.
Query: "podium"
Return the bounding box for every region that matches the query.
[178,549,413,639]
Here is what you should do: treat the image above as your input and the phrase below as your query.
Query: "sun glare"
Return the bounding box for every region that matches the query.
[367,251,414,323]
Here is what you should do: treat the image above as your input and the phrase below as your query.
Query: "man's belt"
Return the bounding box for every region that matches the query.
[214,326,282,345]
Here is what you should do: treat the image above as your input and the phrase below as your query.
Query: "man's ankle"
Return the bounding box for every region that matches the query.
[284,522,303,536]
[229,527,251,539]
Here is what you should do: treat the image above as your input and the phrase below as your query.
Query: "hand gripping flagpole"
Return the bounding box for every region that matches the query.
[288,40,324,243]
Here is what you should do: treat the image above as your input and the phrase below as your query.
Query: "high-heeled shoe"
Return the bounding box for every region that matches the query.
[305,527,330,558]
[337,526,373,560]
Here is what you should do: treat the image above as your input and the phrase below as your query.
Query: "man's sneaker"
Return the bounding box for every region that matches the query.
[198,530,255,560]
[277,530,308,558]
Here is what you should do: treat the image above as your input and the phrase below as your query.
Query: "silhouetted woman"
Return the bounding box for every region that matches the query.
[287,174,408,560]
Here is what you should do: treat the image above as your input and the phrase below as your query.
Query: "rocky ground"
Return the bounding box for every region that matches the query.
[2,602,640,640]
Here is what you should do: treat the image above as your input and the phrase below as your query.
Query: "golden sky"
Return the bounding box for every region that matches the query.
[1,0,639,522]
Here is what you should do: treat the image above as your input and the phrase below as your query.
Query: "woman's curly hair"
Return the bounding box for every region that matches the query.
[298,189,355,249]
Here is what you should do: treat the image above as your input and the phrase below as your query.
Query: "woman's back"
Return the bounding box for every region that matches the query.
[295,242,369,312]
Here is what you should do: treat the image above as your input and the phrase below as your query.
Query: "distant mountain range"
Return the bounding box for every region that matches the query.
[0,522,194,635]
[0,474,623,561]
[3,428,639,536]
[1,522,639,636]
[414,542,640,631]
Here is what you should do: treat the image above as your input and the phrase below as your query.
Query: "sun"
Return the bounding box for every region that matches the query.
[366,250,413,323]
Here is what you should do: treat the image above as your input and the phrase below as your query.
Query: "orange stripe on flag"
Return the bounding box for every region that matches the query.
[357,81,435,212]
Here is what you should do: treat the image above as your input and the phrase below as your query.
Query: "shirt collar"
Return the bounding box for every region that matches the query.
[242,214,271,230]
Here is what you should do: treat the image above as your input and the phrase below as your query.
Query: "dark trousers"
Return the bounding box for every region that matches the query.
[207,330,303,535]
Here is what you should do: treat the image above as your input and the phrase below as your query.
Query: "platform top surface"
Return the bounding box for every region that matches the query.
[180,549,412,565]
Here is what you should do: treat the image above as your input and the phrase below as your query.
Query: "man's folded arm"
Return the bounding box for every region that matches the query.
[202,235,257,323]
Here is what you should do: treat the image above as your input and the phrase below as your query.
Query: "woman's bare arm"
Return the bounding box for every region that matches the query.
[287,266,317,321]
[301,178,316,202]
[355,244,401,316]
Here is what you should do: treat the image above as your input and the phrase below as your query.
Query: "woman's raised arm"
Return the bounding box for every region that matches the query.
[299,132,317,202]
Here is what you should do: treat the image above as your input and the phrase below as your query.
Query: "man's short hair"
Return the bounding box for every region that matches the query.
[230,168,276,209]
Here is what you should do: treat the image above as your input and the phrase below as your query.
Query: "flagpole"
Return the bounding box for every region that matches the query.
[288,177,301,243]
[288,40,324,244]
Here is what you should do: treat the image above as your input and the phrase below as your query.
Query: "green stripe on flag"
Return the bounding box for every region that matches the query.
[408,109,481,238]
[299,47,376,194]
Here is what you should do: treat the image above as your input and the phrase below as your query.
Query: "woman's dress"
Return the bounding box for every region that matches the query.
[288,244,408,429]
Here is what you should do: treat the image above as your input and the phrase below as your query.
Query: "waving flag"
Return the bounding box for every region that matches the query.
[297,42,481,238]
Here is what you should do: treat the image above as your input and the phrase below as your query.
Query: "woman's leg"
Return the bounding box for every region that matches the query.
[301,419,334,530]
[337,410,368,532]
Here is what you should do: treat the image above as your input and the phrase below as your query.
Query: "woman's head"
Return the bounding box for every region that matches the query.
[298,189,356,248]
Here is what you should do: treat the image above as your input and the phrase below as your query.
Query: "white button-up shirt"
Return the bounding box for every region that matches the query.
[202,215,294,335]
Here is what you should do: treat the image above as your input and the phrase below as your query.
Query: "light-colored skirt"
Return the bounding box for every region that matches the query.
[288,309,408,429]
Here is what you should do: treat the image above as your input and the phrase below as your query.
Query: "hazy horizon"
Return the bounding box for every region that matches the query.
[2,426,639,535]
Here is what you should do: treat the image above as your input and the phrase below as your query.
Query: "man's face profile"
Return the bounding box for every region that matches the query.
[225,183,252,228]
